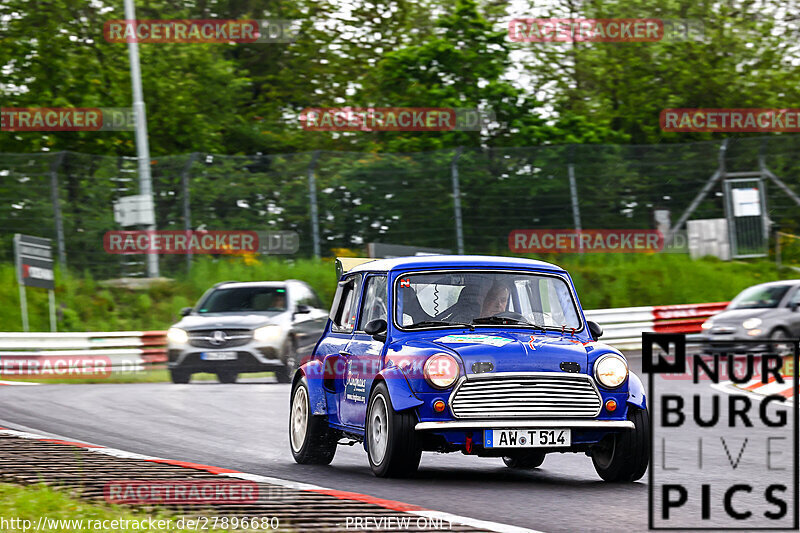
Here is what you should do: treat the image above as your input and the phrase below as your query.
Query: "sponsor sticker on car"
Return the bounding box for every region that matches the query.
[434,334,514,347]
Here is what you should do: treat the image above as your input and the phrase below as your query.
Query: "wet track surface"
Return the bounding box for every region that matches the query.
[0,355,793,532]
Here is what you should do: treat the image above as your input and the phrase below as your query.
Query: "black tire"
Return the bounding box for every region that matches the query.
[769,328,792,356]
[366,382,422,478]
[169,369,190,384]
[217,371,238,384]
[274,340,297,384]
[502,452,545,469]
[289,377,337,464]
[592,406,650,482]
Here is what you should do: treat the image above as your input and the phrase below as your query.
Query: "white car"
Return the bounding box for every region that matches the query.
[166,280,328,383]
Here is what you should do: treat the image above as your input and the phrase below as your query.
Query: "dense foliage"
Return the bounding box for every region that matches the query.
[2,0,798,156]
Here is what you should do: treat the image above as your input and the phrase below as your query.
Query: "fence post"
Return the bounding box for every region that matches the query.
[307,151,321,257]
[451,147,465,254]
[181,153,199,272]
[567,145,582,232]
[668,138,729,245]
[49,151,67,268]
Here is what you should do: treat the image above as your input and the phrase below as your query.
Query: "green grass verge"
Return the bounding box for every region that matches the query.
[0,254,791,332]
[542,253,785,309]
[0,482,246,532]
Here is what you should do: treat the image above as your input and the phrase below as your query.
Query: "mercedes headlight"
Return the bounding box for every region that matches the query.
[167,327,188,344]
[254,324,283,343]
[742,318,762,330]
[594,354,628,389]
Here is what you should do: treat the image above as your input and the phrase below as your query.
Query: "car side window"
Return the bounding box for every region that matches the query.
[331,275,362,333]
[789,288,800,306]
[293,283,323,308]
[359,276,387,330]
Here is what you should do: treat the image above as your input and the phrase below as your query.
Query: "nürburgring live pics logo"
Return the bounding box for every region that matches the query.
[644,333,798,530]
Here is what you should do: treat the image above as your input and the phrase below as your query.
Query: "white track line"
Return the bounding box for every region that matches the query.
[0,425,543,533]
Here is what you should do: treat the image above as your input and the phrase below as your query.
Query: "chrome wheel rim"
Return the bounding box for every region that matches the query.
[369,395,389,465]
[290,386,309,453]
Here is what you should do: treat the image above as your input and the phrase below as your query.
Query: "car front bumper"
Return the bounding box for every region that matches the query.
[167,339,286,373]
[415,419,634,431]
[414,419,632,452]
[692,334,777,354]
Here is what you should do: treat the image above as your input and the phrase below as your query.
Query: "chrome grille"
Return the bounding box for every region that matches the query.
[188,329,253,349]
[450,373,602,419]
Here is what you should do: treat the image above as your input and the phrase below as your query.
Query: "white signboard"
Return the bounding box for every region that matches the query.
[731,188,761,217]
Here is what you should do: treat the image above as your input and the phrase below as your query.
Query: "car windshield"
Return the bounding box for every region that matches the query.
[395,271,581,330]
[729,285,791,309]
[197,287,287,314]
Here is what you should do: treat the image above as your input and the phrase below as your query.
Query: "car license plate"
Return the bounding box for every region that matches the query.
[200,352,238,361]
[484,429,571,448]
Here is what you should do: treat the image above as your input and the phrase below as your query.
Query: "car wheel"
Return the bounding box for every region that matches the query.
[289,377,337,464]
[217,371,238,384]
[591,406,650,482]
[169,369,190,384]
[366,382,422,478]
[275,339,297,384]
[769,328,792,356]
[502,452,545,469]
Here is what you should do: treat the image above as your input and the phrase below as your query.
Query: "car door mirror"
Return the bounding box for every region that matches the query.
[180,307,193,316]
[587,320,603,340]
[791,302,799,312]
[364,319,387,342]
[294,304,312,317]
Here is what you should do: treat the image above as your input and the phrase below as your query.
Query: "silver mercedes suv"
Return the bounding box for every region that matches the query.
[166,280,328,383]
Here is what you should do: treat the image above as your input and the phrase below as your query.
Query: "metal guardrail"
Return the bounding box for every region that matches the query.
[0,331,167,374]
[0,302,730,373]
[585,302,729,350]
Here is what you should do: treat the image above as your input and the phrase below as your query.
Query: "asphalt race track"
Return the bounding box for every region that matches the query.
[0,355,793,533]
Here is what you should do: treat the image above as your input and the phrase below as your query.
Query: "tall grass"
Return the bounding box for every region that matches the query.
[542,253,783,309]
[0,254,789,331]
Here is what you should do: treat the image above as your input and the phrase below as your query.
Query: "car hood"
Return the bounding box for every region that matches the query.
[402,330,597,374]
[175,313,284,331]
[708,307,773,325]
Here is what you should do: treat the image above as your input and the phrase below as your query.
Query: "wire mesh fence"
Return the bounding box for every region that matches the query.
[2,135,800,279]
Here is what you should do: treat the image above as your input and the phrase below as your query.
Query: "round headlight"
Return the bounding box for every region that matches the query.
[594,354,628,389]
[742,318,762,330]
[167,327,188,344]
[254,324,283,343]
[423,354,460,389]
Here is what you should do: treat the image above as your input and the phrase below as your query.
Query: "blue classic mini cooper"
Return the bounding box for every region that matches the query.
[289,255,649,481]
